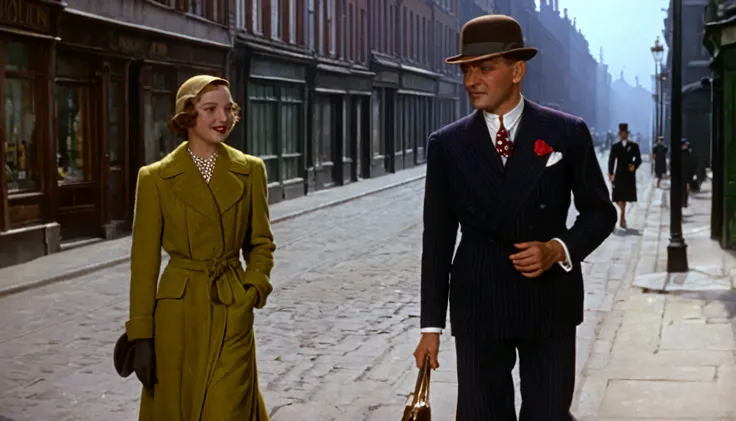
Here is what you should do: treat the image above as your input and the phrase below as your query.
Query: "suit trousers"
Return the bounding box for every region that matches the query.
[454,329,577,421]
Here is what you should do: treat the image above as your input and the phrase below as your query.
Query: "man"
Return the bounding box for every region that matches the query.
[413,15,617,421]
[652,136,668,188]
[608,123,642,229]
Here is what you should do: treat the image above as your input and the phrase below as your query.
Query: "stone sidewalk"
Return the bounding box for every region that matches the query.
[575,177,736,420]
[0,166,427,297]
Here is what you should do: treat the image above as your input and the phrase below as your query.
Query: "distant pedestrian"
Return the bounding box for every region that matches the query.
[122,75,275,421]
[653,136,668,188]
[608,123,642,229]
[681,138,695,208]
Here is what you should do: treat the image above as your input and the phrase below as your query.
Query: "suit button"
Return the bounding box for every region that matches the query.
[539,204,546,209]
[529,225,534,229]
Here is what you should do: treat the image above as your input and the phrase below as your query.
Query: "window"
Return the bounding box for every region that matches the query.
[236,0,245,29]
[409,11,413,59]
[340,0,346,59]
[383,1,388,53]
[371,90,383,157]
[4,42,40,194]
[271,0,280,40]
[289,0,297,43]
[248,82,278,178]
[279,86,303,182]
[348,3,354,61]
[360,8,366,62]
[318,0,324,54]
[189,0,202,16]
[56,85,91,184]
[252,0,263,33]
[142,69,176,165]
[328,0,336,54]
[307,0,315,50]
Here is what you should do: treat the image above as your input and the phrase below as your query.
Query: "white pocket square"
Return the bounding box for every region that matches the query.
[546,151,563,167]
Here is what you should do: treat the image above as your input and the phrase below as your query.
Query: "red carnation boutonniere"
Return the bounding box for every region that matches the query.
[534,139,553,156]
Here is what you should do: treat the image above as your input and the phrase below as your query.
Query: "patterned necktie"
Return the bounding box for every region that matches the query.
[496,116,514,159]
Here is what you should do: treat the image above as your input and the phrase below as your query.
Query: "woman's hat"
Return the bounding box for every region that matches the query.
[445,15,538,64]
[175,75,230,114]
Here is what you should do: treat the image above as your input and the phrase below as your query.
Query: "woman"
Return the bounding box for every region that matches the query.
[126,75,275,420]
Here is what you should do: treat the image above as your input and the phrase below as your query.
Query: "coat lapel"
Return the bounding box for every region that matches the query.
[466,109,505,179]
[160,142,220,222]
[498,100,553,221]
[209,144,250,215]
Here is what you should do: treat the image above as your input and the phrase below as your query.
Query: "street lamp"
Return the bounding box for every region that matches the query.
[651,37,665,137]
[667,0,688,273]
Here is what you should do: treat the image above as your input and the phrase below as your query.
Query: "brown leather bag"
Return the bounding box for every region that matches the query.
[401,356,432,421]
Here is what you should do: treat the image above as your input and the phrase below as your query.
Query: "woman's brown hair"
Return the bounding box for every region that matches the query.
[167,81,241,140]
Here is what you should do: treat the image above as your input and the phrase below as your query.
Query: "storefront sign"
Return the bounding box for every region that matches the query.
[109,35,169,60]
[437,81,456,97]
[376,71,399,85]
[250,56,306,82]
[0,0,50,33]
[401,73,436,93]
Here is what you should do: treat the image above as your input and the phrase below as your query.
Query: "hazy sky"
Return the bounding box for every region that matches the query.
[534,0,670,91]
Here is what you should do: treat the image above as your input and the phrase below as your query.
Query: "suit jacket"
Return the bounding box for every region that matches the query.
[608,141,642,176]
[420,100,617,339]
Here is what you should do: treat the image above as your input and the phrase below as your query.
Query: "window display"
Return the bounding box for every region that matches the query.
[56,85,90,183]
[4,78,38,193]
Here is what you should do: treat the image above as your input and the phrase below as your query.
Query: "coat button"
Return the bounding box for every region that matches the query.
[539,204,546,209]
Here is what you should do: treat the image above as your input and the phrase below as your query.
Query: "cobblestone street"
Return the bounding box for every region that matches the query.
[0,155,657,421]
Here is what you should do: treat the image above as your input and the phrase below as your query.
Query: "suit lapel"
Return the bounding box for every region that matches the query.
[498,100,552,221]
[209,144,250,215]
[466,109,505,177]
[160,142,220,222]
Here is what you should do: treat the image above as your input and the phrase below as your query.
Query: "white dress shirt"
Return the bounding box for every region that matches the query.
[421,96,574,334]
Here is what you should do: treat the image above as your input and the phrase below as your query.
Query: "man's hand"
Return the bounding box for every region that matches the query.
[628,163,636,172]
[609,174,615,182]
[414,333,440,369]
[510,240,565,278]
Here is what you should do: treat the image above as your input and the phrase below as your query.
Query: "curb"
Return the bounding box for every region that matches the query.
[0,174,426,298]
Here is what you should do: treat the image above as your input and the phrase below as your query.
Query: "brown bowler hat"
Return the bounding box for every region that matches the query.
[446,15,538,64]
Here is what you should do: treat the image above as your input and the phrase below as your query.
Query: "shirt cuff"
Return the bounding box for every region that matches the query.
[551,237,573,272]
[421,327,443,334]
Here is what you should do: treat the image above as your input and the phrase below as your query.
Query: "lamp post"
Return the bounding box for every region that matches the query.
[659,71,668,144]
[667,0,688,273]
[651,37,665,137]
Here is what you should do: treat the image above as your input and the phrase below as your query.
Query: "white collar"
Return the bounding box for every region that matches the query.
[483,95,525,128]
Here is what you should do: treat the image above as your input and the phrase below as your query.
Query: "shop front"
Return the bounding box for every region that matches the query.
[309,63,373,191]
[0,0,65,267]
[435,77,460,133]
[370,54,399,174]
[395,65,438,170]
[55,11,229,241]
[232,41,310,204]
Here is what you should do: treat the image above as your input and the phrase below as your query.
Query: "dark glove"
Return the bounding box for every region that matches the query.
[133,339,156,391]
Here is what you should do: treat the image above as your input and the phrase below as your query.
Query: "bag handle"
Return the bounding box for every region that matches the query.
[409,355,432,407]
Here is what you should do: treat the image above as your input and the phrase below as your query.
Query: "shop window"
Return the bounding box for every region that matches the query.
[280,86,303,182]
[4,78,38,193]
[5,42,31,72]
[371,89,382,157]
[247,82,278,178]
[56,85,92,184]
[318,96,333,165]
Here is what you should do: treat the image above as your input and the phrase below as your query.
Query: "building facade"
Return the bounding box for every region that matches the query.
[0,0,231,267]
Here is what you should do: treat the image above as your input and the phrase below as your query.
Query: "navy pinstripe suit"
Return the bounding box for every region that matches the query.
[420,100,616,420]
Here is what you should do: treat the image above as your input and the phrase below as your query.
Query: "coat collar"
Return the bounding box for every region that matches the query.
[159,142,250,221]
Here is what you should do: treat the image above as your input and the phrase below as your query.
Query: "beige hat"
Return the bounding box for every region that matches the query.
[174,75,230,115]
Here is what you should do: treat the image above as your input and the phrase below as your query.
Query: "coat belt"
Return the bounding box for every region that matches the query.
[168,255,242,306]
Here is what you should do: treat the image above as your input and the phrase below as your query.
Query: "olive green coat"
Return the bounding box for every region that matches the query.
[125,142,275,421]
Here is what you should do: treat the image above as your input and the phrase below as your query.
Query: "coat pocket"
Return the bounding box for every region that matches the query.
[156,267,189,300]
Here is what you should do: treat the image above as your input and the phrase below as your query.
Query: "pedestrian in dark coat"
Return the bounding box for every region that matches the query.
[681,138,695,208]
[608,123,642,229]
[652,136,668,188]
[413,14,617,421]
